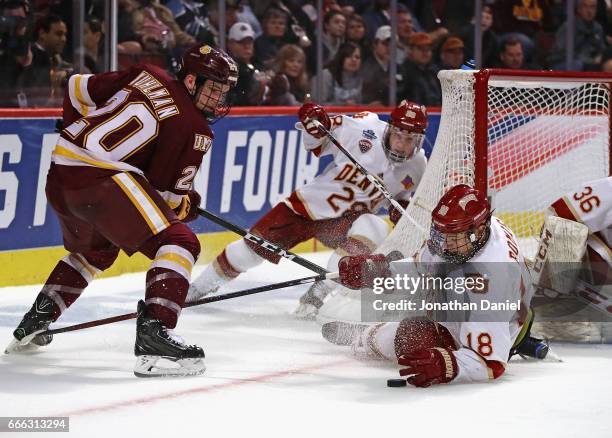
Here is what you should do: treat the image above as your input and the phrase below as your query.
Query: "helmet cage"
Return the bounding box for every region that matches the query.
[194,77,234,123]
[383,124,425,162]
[427,217,491,264]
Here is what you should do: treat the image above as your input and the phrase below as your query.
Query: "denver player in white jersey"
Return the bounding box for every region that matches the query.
[550,176,611,283]
[324,185,535,386]
[187,101,428,316]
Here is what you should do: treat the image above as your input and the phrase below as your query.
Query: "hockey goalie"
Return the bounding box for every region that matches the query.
[323,185,537,387]
[188,100,428,318]
[531,176,612,342]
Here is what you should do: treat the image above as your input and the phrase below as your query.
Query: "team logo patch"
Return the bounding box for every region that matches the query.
[199,45,212,55]
[194,134,212,153]
[359,139,372,153]
[401,175,414,190]
[362,129,377,140]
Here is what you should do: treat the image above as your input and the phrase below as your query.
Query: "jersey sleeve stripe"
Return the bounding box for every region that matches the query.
[68,74,95,116]
[111,173,170,235]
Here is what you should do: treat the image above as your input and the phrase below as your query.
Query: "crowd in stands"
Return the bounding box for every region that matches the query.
[3,0,612,108]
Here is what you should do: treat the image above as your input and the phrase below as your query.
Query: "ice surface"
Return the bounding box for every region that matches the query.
[1,252,611,438]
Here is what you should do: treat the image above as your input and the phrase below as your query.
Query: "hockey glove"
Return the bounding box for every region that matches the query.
[388,199,410,226]
[175,190,201,223]
[338,254,391,290]
[298,102,331,139]
[398,347,458,387]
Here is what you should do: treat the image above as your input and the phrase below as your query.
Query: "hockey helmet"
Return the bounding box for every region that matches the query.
[384,100,428,162]
[178,44,239,121]
[427,184,491,263]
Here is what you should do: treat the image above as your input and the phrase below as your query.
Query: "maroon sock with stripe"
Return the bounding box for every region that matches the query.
[145,267,188,329]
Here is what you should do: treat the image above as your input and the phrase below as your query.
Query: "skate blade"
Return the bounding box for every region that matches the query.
[4,338,41,354]
[133,355,206,378]
[293,303,318,320]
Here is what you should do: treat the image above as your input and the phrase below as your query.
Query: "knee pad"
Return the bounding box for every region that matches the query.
[143,222,201,261]
[347,214,389,250]
[394,317,456,358]
[79,247,120,272]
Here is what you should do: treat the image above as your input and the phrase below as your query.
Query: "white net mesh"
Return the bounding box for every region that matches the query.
[378,69,611,259]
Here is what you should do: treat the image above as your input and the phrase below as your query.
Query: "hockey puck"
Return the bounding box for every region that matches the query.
[387,378,407,387]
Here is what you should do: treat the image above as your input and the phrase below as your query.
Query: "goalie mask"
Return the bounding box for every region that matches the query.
[428,184,491,264]
[178,44,239,122]
[384,100,427,163]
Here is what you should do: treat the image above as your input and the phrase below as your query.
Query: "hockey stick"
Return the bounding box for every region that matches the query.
[197,208,330,276]
[41,272,337,336]
[311,120,427,234]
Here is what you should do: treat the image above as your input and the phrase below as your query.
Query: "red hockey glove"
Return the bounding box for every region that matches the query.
[338,254,391,290]
[388,199,410,226]
[298,102,331,139]
[175,190,201,223]
[398,347,458,387]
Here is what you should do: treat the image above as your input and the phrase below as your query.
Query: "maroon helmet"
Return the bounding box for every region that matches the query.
[178,44,239,121]
[384,100,428,162]
[428,184,491,263]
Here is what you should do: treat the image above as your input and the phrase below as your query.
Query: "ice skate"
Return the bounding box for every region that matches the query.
[321,321,368,346]
[294,280,333,319]
[134,300,205,377]
[5,294,57,354]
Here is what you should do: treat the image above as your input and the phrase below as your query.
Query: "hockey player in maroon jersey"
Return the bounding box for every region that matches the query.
[5,44,239,377]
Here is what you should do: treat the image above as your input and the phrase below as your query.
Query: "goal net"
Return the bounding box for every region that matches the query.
[379,69,611,260]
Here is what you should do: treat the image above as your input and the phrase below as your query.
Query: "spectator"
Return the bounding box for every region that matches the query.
[117,0,144,55]
[0,0,32,107]
[396,8,415,64]
[235,1,263,38]
[437,36,465,70]
[82,17,103,74]
[266,44,309,105]
[255,7,290,68]
[493,0,555,63]
[227,22,266,106]
[131,0,196,54]
[163,0,216,45]
[345,14,371,61]
[321,10,346,65]
[361,25,403,105]
[400,32,441,107]
[459,4,499,68]
[549,0,605,71]
[495,37,538,70]
[409,0,474,43]
[311,41,363,105]
[18,14,70,107]
[362,0,392,40]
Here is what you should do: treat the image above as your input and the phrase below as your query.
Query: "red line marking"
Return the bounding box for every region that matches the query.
[53,359,350,417]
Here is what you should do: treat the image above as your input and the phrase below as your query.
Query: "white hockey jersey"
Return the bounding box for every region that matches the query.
[390,217,534,382]
[551,176,612,266]
[287,112,427,220]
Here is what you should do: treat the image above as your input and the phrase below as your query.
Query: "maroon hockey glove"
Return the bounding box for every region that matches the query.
[398,347,458,387]
[388,199,410,226]
[175,190,201,223]
[298,102,331,139]
[338,254,391,290]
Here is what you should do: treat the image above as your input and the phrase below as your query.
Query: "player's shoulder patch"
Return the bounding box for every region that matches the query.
[194,133,212,153]
[359,139,373,153]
